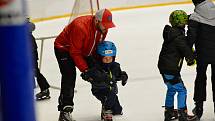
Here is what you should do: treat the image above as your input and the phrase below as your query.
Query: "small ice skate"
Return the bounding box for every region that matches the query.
[164,108,178,121]
[36,89,50,101]
[58,106,76,121]
[101,107,113,121]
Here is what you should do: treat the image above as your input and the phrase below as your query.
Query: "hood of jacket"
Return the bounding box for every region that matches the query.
[163,25,185,43]
[190,0,215,26]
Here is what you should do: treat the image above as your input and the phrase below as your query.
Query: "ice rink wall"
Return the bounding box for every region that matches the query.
[27,0,192,22]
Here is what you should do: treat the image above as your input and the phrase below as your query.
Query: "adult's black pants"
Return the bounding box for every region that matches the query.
[54,48,76,111]
[193,62,215,102]
[34,56,50,91]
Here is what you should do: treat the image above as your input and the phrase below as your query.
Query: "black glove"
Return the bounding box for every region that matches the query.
[121,71,128,86]
[85,56,97,68]
[80,71,91,82]
[81,67,111,83]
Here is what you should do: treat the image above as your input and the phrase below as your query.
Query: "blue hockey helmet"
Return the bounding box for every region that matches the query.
[97,41,117,56]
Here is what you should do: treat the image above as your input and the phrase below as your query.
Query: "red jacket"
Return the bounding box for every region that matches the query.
[54,15,107,72]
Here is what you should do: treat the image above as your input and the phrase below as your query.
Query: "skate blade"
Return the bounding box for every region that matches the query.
[102,119,112,121]
[187,115,199,121]
[102,117,112,121]
[102,116,112,121]
[170,117,178,120]
[36,96,51,101]
[112,115,130,121]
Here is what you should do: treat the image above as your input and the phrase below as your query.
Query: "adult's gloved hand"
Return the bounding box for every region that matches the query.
[121,71,128,86]
[81,67,110,83]
[80,71,92,82]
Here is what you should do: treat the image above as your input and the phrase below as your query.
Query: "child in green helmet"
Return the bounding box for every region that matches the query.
[158,10,198,121]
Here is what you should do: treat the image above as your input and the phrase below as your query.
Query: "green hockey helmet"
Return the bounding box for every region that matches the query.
[169,10,188,27]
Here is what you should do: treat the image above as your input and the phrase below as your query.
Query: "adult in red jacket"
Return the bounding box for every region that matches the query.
[54,9,115,121]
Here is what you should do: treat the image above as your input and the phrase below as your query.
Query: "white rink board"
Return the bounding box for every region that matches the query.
[27,0,189,20]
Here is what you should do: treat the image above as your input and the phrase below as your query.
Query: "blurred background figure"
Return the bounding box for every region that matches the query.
[27,18,51,101]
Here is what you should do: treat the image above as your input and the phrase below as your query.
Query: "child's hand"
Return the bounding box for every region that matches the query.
[121,71,128,86]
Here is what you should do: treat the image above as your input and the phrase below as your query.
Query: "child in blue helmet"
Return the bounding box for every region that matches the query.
[81,41,128,121]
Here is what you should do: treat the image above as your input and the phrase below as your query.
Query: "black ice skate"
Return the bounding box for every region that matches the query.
[101,107,113,121]
[171,109,178,120]
[178,109,188,121]
[187,114,199,121]
[169,109,199,121]
[178,109,199,121]
[164,108,178,121]
[36,89,50,100]
[192,102,203,119]
[58,106,75,121]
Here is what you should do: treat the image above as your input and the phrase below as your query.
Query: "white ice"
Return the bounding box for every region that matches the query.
[34,3,215,121]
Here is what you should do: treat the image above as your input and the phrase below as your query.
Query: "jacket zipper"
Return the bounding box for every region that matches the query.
[88,31,97,56]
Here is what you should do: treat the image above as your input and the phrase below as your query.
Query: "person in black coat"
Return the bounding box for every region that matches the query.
[187,0,215,119]
[27,18,51,100]
[158,10,196,121]
[81,41,128,121]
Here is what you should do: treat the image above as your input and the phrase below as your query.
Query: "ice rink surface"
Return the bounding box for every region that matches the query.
[33,3,215,121]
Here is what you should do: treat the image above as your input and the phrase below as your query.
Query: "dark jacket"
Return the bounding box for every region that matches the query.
[27,20,38,61]
[158,25,194,74]
[187,0,215,63]
[31,34,39,61]
[102,62,122,83]
[86,56,123,89]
